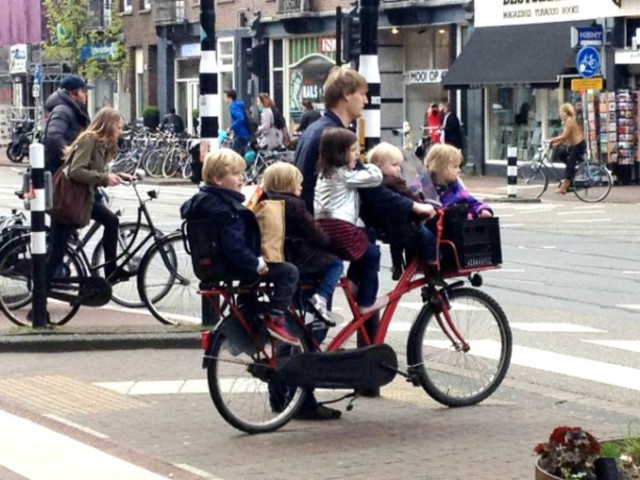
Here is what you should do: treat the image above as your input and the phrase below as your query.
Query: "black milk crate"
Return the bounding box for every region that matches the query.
[441,217,502,269]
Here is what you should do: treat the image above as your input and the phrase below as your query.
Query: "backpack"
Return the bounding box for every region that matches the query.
[273,108,286,130]
[243,104,258,136]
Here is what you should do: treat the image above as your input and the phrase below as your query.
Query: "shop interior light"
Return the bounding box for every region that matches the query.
[391,26,399,34]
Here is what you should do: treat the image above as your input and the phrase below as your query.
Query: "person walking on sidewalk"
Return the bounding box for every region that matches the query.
[549,103,586,195]
[43,74,92,174]
[223,89,251,156]
[160,107,185,135]
[440,102,464,152]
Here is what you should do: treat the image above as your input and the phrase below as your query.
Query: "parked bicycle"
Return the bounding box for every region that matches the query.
[517,140,613,202]
[184,209,511,434]
[244,144,295,185]
[0,171,198,326]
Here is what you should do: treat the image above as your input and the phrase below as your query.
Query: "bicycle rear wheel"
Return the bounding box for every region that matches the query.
[406,287,512,407]
[572,163,613,203]
[517,162,548,199]
[137,233,200,325]
[0,236,82,326]
[162,149,181,178]
[206,327,307,434]
[91,222,153,308]
[143,150,164,178]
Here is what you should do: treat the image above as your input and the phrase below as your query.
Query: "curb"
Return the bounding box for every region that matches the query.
[0,331,201,353]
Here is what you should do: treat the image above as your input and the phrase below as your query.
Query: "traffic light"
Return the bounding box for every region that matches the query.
[246,43,267,77]
[342,6,360,64]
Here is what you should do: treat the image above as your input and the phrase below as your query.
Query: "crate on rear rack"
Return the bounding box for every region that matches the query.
[440,217,502,270]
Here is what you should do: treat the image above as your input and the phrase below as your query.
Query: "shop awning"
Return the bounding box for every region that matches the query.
[442,21,589,89]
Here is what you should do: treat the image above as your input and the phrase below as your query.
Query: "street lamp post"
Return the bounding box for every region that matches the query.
[359,0,381,153]
[199,0,219,326]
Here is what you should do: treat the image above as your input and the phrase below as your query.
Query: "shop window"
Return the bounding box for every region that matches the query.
[122,0,132,13]
[218,40,233,68]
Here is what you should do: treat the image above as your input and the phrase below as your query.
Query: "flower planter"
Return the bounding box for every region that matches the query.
[535,460,562,480]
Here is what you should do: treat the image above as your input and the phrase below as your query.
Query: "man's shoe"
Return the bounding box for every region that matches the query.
[265,314,301,346]
[294,404,342,421]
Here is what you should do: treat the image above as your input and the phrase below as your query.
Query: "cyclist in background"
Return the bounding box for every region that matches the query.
[549,103,586,195]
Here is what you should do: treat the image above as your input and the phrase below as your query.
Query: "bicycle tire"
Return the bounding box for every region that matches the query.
[206,326,307,433]
[162,149,180,178]
[572,163,613,203]
[91,222,154,308]
[0,236,83,327]
[137,233,200,325]
[181,156,192,180]
[143,150,165,178]
[517,162,548,199]
[406,287,512,407]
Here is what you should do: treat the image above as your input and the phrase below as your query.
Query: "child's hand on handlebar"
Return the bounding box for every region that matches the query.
[478,209,493,218]
[106,173,122,187]
[117,172,135,182]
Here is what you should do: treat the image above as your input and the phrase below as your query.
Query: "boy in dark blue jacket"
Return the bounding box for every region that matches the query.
[180,148,300,345]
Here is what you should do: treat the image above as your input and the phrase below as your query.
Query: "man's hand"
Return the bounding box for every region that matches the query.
[413,202,436,220]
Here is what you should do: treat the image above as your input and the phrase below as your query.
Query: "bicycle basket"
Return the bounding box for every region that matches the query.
[440,217,502,270]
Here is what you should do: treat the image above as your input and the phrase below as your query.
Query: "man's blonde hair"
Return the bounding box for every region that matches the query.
[202,148,246,185]
[262,161,303,194]
[425,144,463,179]
[324,65,368,110]
[366,141,403,167]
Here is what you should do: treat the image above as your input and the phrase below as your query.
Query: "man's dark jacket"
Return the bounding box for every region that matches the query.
[294,110,343,213]
[359,176,414,244]
[442,111,464,150]
[43,89,91,173]
[180,185,261,278]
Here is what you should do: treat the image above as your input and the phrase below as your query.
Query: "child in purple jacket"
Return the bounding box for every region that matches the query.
[425,144,493,218]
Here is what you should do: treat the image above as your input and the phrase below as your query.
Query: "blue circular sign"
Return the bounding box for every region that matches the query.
[576,46,601,79]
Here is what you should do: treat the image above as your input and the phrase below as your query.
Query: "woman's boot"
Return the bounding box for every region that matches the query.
[555,179,570,194]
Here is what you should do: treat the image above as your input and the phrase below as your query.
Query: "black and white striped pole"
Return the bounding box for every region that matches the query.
[359,0,380,153]
[199,0,220,327]
[507,146,518,199]
[30,143,48,328]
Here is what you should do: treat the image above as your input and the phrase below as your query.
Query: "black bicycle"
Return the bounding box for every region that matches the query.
[0,172,198,326]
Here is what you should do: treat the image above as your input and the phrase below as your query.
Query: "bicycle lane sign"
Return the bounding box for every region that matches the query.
[576,46,601,79]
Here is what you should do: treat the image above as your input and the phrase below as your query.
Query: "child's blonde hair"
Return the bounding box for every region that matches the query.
[262,161,303,194]
[425,144,463,180]
[202,148,246,185]
[366,141,403,167]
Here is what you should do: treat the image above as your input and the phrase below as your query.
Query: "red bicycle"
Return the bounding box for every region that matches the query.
[184,211,512,434]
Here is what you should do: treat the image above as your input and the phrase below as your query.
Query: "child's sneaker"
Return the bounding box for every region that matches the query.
[308,293,335,326]
[358,294,390,315]
[265,314,300,346]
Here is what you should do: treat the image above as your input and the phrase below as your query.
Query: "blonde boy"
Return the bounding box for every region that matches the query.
[181,148,300,345]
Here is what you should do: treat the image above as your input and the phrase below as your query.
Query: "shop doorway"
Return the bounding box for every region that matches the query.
[177,79,199,135]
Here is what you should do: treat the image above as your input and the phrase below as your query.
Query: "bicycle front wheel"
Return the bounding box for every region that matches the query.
[0,236,82,326]
[137,233,200,325]
[91,222,153,308]
[206,327,307,434]
[517,162,548,199]
[406,287,512,407]
[572,163,613,203]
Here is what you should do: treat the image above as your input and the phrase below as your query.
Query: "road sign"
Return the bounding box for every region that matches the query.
[576,46,601,79]
[571,77,603,91]
[571,26,604,47]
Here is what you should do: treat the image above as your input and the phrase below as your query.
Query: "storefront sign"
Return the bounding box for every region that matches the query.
[289,54,333,123]
[571,26,603,47]
[9,44,28,75]
[571,77,603,91]
[476,0,638,28]
[615,49,640,65]
[80,42,116,61]
[406,69,448,84]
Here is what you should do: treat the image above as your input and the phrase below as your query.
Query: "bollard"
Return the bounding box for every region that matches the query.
[507,146,518,199]
[29,143,48,328]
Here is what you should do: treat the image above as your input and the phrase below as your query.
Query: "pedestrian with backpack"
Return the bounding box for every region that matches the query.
[224,89,251,155]
[256,93,284,150]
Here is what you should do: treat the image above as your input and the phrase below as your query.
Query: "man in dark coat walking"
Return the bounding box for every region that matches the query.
[440,101,464,151]
[43,74,92,174]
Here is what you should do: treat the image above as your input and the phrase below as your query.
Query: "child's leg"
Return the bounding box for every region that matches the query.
[348,242,381,308]
[315,258,344,301]
[414,224,437,262]
[389,242,405,280]
[261,262,299,313]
